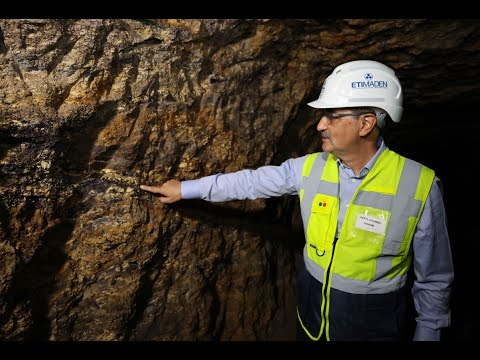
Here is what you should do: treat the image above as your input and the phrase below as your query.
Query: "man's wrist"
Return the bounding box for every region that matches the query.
[181,180,201,199]
[414,325,442,341]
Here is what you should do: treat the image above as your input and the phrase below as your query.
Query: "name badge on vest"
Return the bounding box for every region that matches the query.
[355,214,387,235]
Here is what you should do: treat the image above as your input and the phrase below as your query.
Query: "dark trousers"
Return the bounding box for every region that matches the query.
[296,260,410,341]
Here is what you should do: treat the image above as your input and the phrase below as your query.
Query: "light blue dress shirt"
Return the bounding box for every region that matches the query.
[181,137,454,341]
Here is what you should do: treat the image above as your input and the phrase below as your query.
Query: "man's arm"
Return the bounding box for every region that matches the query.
[140,155,309,203]
[412,177,454,341]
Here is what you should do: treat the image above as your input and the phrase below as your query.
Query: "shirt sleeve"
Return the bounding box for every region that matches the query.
[412,176,454,341]
[181,155,309,202]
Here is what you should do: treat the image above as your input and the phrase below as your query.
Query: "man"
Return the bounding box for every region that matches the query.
[140,60,454,341]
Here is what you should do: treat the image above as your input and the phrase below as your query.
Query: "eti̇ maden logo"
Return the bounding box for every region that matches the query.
[351,73,387,89]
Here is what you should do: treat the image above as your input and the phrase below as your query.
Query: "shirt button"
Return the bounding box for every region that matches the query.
[351,179,356,183]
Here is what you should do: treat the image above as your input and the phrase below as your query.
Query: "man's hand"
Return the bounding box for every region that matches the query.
[139,180,182,204]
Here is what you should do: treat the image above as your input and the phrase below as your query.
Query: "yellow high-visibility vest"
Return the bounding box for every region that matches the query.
[298,148,435,340]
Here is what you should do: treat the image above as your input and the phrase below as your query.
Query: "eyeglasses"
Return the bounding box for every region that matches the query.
[320,110,374,125]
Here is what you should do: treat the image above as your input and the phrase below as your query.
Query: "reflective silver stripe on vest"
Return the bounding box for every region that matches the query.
[300,153,335,238]
[374,159,422,280]
[353,191,392,210]
[331,271,408,294]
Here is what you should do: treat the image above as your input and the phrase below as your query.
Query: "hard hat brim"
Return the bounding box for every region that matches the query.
[307,99,328,108]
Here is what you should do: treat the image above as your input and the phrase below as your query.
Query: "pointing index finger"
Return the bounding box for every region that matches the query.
[139,184,161,193]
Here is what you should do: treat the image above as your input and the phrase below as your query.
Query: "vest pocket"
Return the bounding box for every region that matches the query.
[311,194,335,215]
[348,205,390,251]
[307,194,337,260]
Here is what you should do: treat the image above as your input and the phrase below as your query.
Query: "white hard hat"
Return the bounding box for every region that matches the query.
[308,60,403,127]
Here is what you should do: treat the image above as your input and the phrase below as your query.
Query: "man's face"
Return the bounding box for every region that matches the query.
[315,108,370,157]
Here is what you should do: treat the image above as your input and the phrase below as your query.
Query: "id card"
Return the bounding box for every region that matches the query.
[355,214,387,235]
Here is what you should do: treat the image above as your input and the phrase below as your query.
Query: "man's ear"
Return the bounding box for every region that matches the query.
[359,114,377,136]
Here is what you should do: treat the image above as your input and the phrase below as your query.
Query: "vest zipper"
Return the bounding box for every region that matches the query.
[320,236,338,341]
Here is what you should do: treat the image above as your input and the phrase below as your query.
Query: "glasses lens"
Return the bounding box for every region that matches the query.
[323,110,334,123]
[320,110,373,125]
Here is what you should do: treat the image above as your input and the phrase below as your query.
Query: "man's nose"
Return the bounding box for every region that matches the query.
[317,116,328,131]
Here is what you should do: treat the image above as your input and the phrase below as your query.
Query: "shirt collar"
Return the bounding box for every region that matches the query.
[336,136,387,176]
